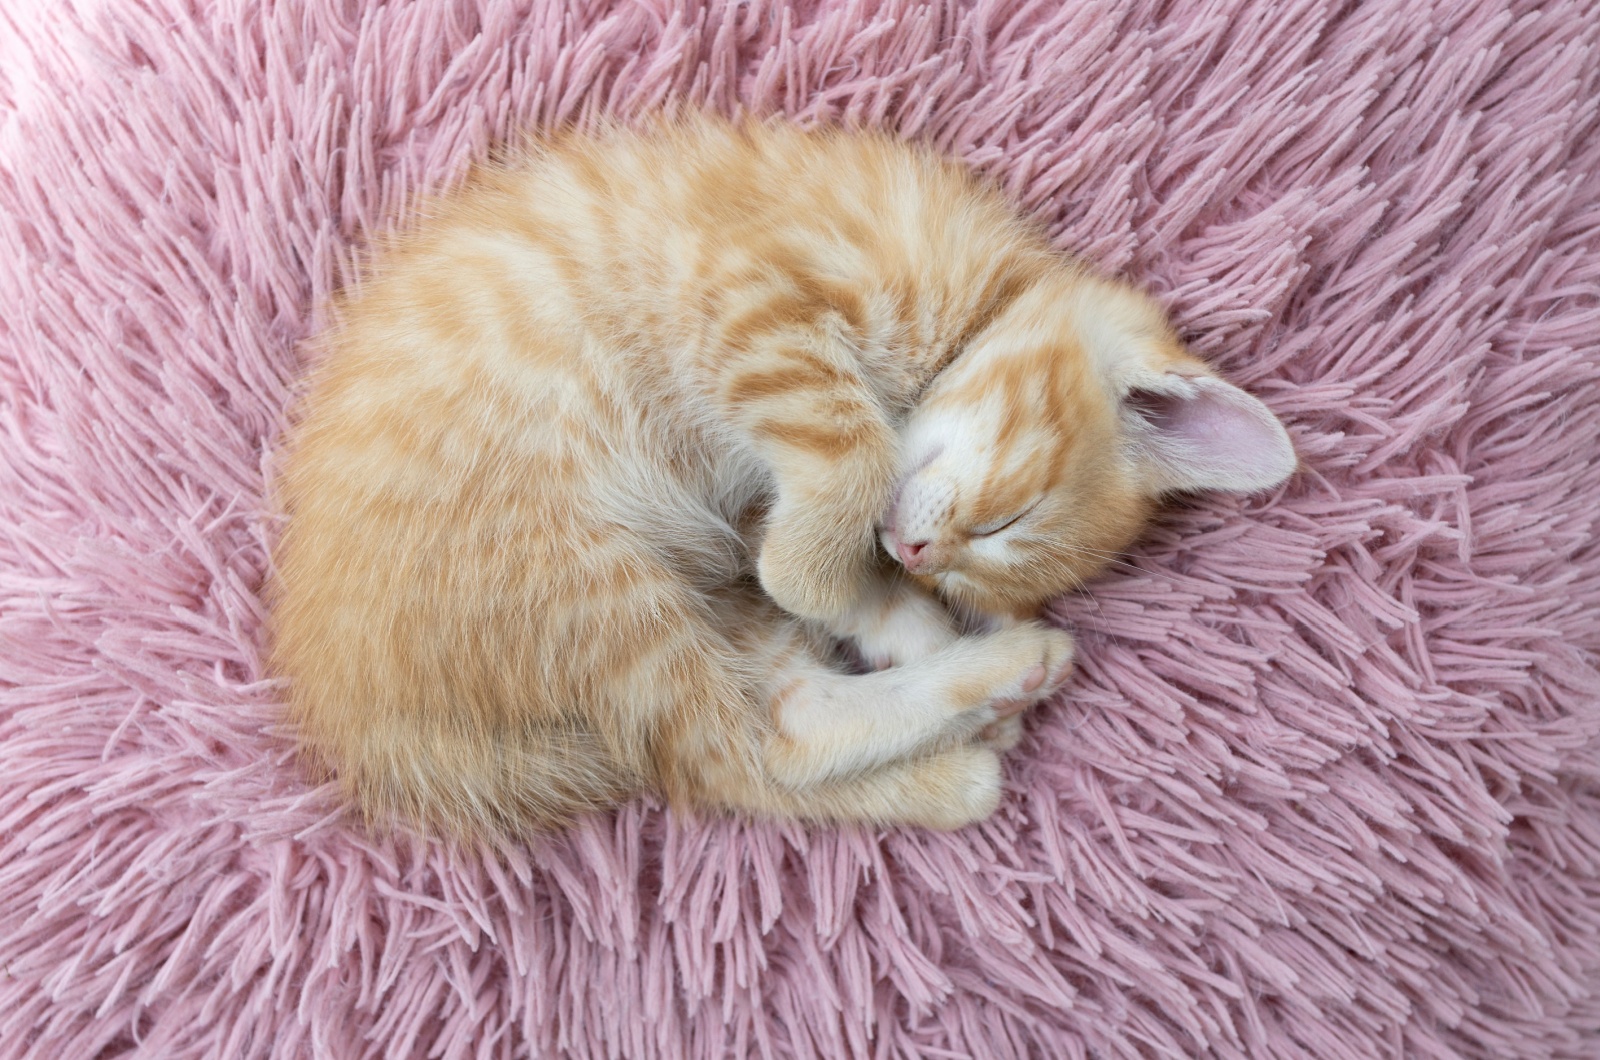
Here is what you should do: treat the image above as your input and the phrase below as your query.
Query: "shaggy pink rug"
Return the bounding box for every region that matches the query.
[3,0,1599,1056]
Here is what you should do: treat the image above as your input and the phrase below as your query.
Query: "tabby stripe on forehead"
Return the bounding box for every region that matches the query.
[917,266,1042,402]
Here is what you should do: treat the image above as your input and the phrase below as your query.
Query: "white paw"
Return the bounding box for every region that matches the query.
[949,622,1076,731]
[844,581,960,669]
[978,715,1024,752]
[992,621,1076,700]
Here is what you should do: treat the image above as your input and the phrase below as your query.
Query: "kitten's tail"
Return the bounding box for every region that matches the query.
[293,710,638,843]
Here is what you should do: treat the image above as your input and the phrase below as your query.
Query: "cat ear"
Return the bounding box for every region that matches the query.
[1121,372,1296,494]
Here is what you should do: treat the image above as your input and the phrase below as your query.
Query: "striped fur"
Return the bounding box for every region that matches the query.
[269,117,1292,838]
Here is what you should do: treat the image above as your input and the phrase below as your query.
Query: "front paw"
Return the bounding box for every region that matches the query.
[953,622,1077,731]
[757,500,874,622]
[841,580,960,669]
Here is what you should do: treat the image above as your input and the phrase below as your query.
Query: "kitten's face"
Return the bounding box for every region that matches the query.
[889,398,1152,618]
[881,332,1153,618]
[882,278,1296,617]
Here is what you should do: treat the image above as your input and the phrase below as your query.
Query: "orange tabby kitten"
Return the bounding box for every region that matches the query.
[270,117,1294,837]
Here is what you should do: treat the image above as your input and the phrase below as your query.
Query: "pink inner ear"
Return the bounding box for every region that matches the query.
[1128,378,1296,493]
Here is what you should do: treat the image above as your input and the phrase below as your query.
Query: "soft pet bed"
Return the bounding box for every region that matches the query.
[2,1,1597,1056]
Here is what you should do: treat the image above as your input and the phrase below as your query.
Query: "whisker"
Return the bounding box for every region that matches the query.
[1057,543,1150,577]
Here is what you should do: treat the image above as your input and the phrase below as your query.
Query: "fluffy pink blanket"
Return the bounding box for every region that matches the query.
[3,1,1598,1057]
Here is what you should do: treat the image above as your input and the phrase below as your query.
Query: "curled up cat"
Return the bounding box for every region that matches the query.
[268,116,1295,838]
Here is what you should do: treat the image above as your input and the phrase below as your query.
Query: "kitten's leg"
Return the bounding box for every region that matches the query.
[670,597,1071,829]
[978,716,1026,752]
[709,316,898,624]
[841,745,1010,830]
[829,572,961,669]
[763,744,1010,831]
[758,621,1075,788]
[968,612,1038,750]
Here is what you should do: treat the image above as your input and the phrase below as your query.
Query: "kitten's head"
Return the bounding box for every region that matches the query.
[882,273,1296,617]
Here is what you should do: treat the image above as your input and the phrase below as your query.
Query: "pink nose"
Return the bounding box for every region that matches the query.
[896,539,929,569]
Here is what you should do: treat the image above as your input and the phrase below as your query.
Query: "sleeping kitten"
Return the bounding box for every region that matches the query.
[269,116,1294,837]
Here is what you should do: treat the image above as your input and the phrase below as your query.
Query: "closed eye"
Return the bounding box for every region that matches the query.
[969,505,1035,538]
